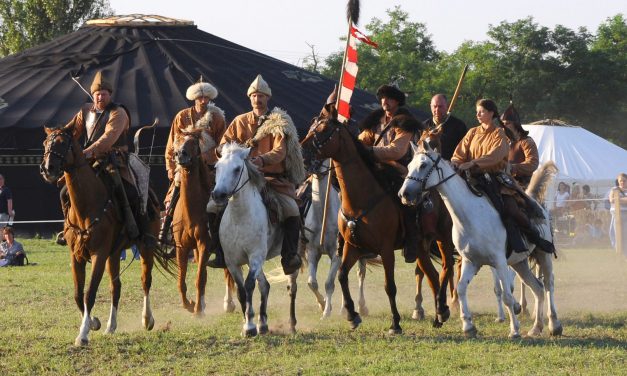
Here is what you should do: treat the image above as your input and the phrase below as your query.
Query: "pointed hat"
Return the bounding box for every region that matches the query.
[247,74,272,97]
[90,71,113,93]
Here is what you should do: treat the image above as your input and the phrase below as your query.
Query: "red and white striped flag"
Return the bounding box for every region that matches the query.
[337,25,378,123]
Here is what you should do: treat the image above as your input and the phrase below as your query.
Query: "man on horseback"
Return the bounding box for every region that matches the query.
[451,99,554,255]
[500,103,539,189]
[423,94,468,161]
[159,78,226,245]
[206,74,305,274]
[358,84,423,263]
[58,71,156,248]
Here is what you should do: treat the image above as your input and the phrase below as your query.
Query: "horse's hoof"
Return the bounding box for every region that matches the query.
[513,302,522,315]
[359,306,369,317]
[464,326,478,338]
[388,327,402,335]
[495,317,506,323]
[550,324,563,336]
[527,327,542,337]
[143,316,155,331]
[438,308,450,323]
[349,315,362,330]
[432,319,443,329]
[90,317,101,331]
[74,337,88,347]
[104,326,116,335]
[243,327,258,337]
[257,324,269,335]
[412,309,425,321]
[321,309,331,319]
[224,301,236,313]
[509,332,522,340]
[193,310,205,318]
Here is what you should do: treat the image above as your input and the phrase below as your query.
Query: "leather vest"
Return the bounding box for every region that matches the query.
[82,103,129,150]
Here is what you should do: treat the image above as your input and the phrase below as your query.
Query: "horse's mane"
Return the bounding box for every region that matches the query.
[221,142,266,190]
[526,161,558,205]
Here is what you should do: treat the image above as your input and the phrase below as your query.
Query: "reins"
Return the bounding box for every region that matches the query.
[405,152,457,192]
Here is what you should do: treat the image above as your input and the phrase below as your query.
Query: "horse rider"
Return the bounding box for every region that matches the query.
[358,84,423,263]
[500,102,539,190]
[159,78,226,246]
[451,99,554,255]
[206,74,305,274]
[422,94,468,160]
[58,71,156,248]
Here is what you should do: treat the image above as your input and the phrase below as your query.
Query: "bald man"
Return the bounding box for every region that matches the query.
[422,94,468,160]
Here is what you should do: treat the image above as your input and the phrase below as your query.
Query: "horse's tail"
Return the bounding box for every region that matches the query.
[153,245,177,277]
[364,255,383,268]
[526,161,558,205]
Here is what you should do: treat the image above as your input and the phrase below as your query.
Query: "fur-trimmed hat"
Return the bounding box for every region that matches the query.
[247,74,272,97]
[90,71,113,93]
[501,103,521,125]
[376,84,406,106]
[186,79,218,101]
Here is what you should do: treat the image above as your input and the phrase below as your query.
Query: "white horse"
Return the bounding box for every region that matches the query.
[301,159,371,318]
[210,142,298,336]
[399,142,562,338]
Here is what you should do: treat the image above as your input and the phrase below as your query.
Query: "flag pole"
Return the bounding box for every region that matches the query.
[320,19,353,247]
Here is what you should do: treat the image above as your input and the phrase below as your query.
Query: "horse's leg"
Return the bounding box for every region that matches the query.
[338,244,361,330]
[491,267,506,323]
[257,270,272,335]
[71,254,87,317]
[415,241,444,327]
[139,244,155,330]
[75,253,107,346]
[493,262,521,339]
[357,258,369,317]
[510,259,545,337]
[194,241,209,316]
[435,239,453,324]
[223,269,236,313]
[323,251,341,318]
[306,246,325,312]
[536,252,562,336]
[519,276,529,317]
[456,259,480,338]
[176,247,194,313]
[227,264,246,316]
[381,249,402,335]
[286,269,298,334]
[450,258,462,311]
[105,255,122,334]
[412,264,425,320]
[242,258,262,337]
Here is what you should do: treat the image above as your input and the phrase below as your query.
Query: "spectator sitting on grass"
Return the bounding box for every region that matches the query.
[0,227,26,267]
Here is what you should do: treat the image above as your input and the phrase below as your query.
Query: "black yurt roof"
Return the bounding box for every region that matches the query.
[0,14,428,153]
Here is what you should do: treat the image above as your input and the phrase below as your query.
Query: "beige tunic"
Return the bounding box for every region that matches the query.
[358,114,414,176]
[452,125,509,174]
[69,104,129,158]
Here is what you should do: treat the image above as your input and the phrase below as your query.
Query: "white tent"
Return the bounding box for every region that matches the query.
[522,121,627,205]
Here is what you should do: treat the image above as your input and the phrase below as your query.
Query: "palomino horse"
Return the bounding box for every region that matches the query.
[171,130,235,315]
[301,113,450,334]
[399,142,563,338]
[210,142,298,336]
[300,159,373,318]
[40,125,172,346]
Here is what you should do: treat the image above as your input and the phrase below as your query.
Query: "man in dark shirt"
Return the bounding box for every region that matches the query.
[0,174,13,229]
[422,94,467,160]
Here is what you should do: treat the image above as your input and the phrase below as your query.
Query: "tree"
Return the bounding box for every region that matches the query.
[0,0,112,57]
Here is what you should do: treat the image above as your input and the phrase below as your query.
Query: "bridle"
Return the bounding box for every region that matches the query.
[405,151,457,192]
[213,157,250,203]
[41,130,75,177]
[306,117,341,154]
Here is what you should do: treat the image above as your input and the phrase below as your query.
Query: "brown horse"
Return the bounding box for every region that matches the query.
[301,112,450,333]
[41,125,172,346]
[171,130,235,315]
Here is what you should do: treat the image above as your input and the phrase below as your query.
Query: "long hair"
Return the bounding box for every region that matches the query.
[476,99,515,140]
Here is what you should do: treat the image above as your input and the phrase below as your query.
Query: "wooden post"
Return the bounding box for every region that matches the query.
[612,188,622,254]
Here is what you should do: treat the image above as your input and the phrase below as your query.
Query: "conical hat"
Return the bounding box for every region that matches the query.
[501,102,521,125]
[247,74,272,97]
[90,71,113,93]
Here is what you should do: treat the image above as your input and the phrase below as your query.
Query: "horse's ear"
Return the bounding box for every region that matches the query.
[421,139,432,152]
[244,147,252,158]
[44,125,53,135]
[61,119,76,133]
[410,141,419,155]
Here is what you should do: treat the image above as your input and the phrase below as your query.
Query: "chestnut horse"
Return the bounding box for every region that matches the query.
[171,130,235,315]
[40,125,172,346]
[301,112,450,333]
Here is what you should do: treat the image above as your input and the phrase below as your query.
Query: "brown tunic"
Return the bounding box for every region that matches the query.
[220,111,295,197]
[165,106,226,176]
[69,103,129,158]
[452,125,509,174]
[358,113,414,176]
[508,136,539,180]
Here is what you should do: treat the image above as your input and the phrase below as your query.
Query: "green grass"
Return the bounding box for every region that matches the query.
[0,240,625,375]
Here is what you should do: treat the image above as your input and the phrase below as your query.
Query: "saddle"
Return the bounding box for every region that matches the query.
[260,188,282,225]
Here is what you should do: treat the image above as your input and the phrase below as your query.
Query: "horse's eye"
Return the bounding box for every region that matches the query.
[233,167,241,175]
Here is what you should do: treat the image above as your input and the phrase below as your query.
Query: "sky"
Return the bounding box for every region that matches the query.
[109,0,626,66]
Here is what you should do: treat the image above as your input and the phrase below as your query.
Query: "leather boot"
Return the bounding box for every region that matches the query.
[158,185,179,246]
[402,206,420,263]
[206,211,226,268]
[56,186,70,246]
[281,216,303,274]
[137,211,158,250]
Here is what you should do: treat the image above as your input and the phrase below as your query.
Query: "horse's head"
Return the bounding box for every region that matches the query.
[419,126,444,154]
[40,124,76,183]
[399,140,447,206]
[212,142,264,206]
[174,128,216,169]
[300,111,344,161]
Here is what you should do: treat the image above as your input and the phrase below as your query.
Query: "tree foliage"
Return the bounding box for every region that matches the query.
[0,0,112,57]
[314,8,627,148]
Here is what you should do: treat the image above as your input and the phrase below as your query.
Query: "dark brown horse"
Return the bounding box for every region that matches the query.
[41,125,172,346]
[301,111,450,333]
[171,130,235,315]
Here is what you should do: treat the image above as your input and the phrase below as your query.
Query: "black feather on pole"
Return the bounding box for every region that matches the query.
[347,0,360,25]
